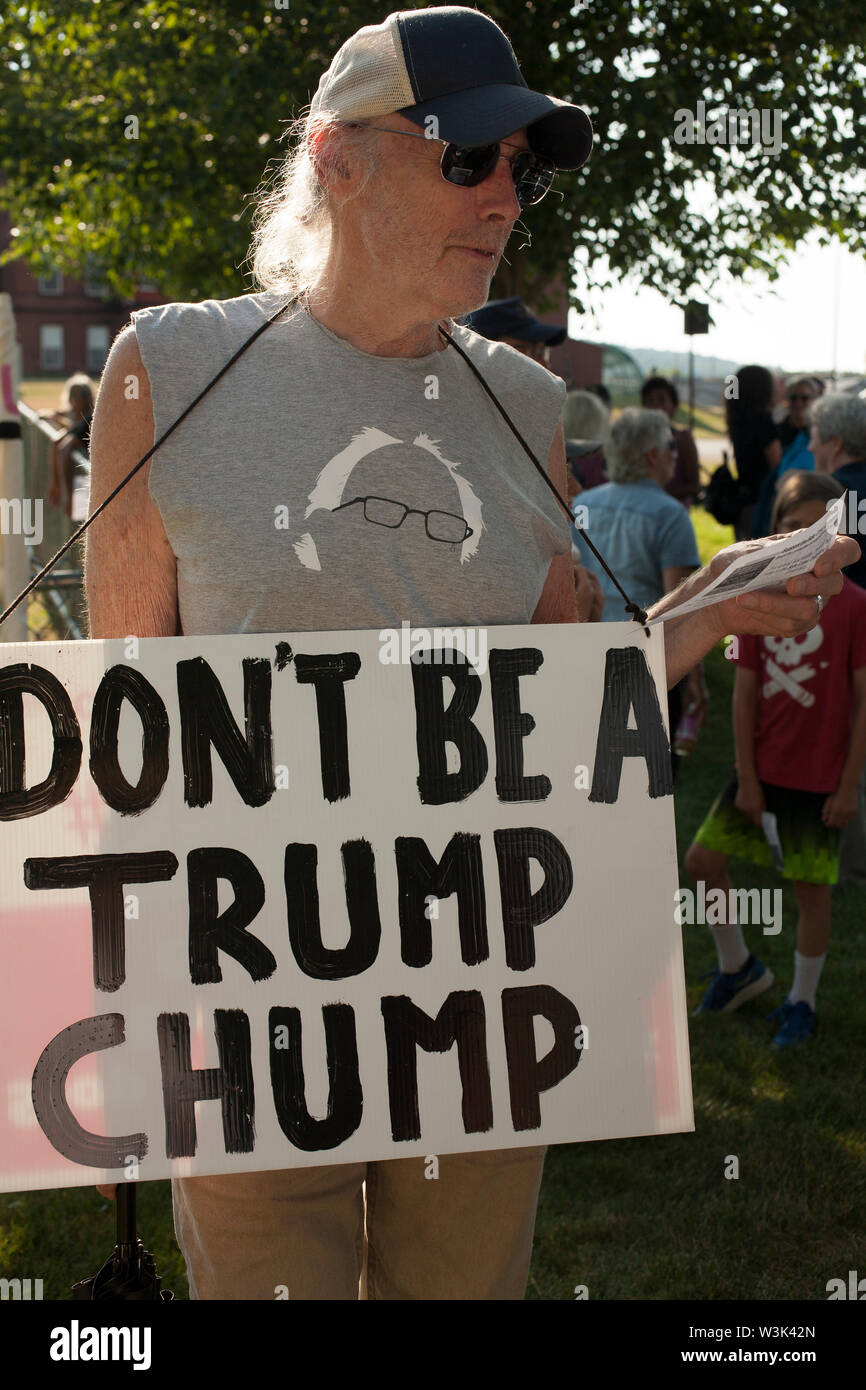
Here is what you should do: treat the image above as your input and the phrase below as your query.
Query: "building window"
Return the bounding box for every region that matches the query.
[37,271,63,295]
[83,272,109,297]
[86,324,110,373]
[40,324,65,371]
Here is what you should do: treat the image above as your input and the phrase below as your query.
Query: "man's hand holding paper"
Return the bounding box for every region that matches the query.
[653,497,861,688]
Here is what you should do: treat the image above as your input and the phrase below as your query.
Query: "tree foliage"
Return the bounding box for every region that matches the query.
[1,0,864,310]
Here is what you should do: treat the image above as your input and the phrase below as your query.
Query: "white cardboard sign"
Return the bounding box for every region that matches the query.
[0,623,692,1192]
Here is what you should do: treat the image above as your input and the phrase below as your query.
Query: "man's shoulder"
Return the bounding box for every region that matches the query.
[653,486,693,521]
[583,481,616,504]
[130,290,295,388]
[131,288,284,337]
[612,479,676,514]
[449,323,567,407]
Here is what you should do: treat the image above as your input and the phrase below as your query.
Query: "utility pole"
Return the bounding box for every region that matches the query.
[684,300,710,429]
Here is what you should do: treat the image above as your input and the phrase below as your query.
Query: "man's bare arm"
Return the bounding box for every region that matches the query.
[531,423,579,624]
[85,326,179,640]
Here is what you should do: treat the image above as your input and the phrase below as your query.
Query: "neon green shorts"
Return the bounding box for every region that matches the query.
[693,771,841,885]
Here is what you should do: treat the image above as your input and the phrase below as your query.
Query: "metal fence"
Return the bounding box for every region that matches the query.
[9,403,90,641]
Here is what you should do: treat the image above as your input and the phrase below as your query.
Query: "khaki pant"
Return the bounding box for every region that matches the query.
[172,1146,547,1300]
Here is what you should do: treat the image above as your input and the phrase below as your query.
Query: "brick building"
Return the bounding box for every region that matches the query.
[0,210,164,377]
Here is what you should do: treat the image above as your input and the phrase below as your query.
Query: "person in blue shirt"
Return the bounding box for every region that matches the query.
[778,376,821,473]
[572,407,707,773]
[752,376,821,537]
[572,406,701,616]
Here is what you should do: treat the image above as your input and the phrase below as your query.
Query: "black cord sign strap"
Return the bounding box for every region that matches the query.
[1,297,648,631]
[437,322,649,628]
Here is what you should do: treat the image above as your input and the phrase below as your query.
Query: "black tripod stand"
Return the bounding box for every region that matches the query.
[73,1184,173,1300]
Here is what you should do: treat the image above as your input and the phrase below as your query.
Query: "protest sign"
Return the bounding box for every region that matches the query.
[0,622,692,1193]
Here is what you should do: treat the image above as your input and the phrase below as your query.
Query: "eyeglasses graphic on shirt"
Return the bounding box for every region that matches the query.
[331,495,474,543]
[347,123,557,207]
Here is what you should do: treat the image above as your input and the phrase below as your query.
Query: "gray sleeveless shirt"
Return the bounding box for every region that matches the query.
[132,291,570,637]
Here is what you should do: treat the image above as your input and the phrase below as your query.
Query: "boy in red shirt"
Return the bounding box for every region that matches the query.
[686,471,866,1046]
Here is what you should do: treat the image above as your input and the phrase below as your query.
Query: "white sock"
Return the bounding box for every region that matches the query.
[711,913,749,974]
[788,950,825,1011]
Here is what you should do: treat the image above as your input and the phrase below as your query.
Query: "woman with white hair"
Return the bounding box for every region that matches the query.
[573,407,706,766]
[574,407,700,614]
[562,388,610,491]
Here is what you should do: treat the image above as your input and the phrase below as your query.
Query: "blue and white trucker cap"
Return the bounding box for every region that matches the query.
[308,6,594,170]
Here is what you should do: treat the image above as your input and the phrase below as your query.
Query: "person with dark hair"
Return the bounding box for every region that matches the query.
[724,365,782,539]
[751,376,821,537]
[588,382,611,409]
[686,470,866,1046]
[778,376,820,470]
[641,375,700,508]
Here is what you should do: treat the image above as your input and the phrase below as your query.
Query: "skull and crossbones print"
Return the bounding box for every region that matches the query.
[762,627,826,707]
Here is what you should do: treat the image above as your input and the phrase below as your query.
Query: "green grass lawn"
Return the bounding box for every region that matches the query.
[2,507,863,1300]
[679,402,728,439]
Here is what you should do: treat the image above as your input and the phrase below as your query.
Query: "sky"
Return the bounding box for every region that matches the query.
[569,233,866,377]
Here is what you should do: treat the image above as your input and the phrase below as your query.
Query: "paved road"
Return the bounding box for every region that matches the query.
[696,435,731,472]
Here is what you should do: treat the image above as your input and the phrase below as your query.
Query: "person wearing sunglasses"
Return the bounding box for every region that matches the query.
[752,376,823,537]
[780,376,821,466]
[86,5,858,1304]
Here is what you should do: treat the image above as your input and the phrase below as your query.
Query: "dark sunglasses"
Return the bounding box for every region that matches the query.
[788,393,814,403]
[349,123,558,207]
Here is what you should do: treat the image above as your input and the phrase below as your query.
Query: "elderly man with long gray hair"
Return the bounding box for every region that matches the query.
[85,6,856,1302]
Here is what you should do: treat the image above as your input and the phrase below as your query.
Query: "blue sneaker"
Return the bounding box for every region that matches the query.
[768,999,816,1048]
[692,954,774,1015]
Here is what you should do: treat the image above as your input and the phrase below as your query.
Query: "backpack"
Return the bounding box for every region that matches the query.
[704,460,747,526]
